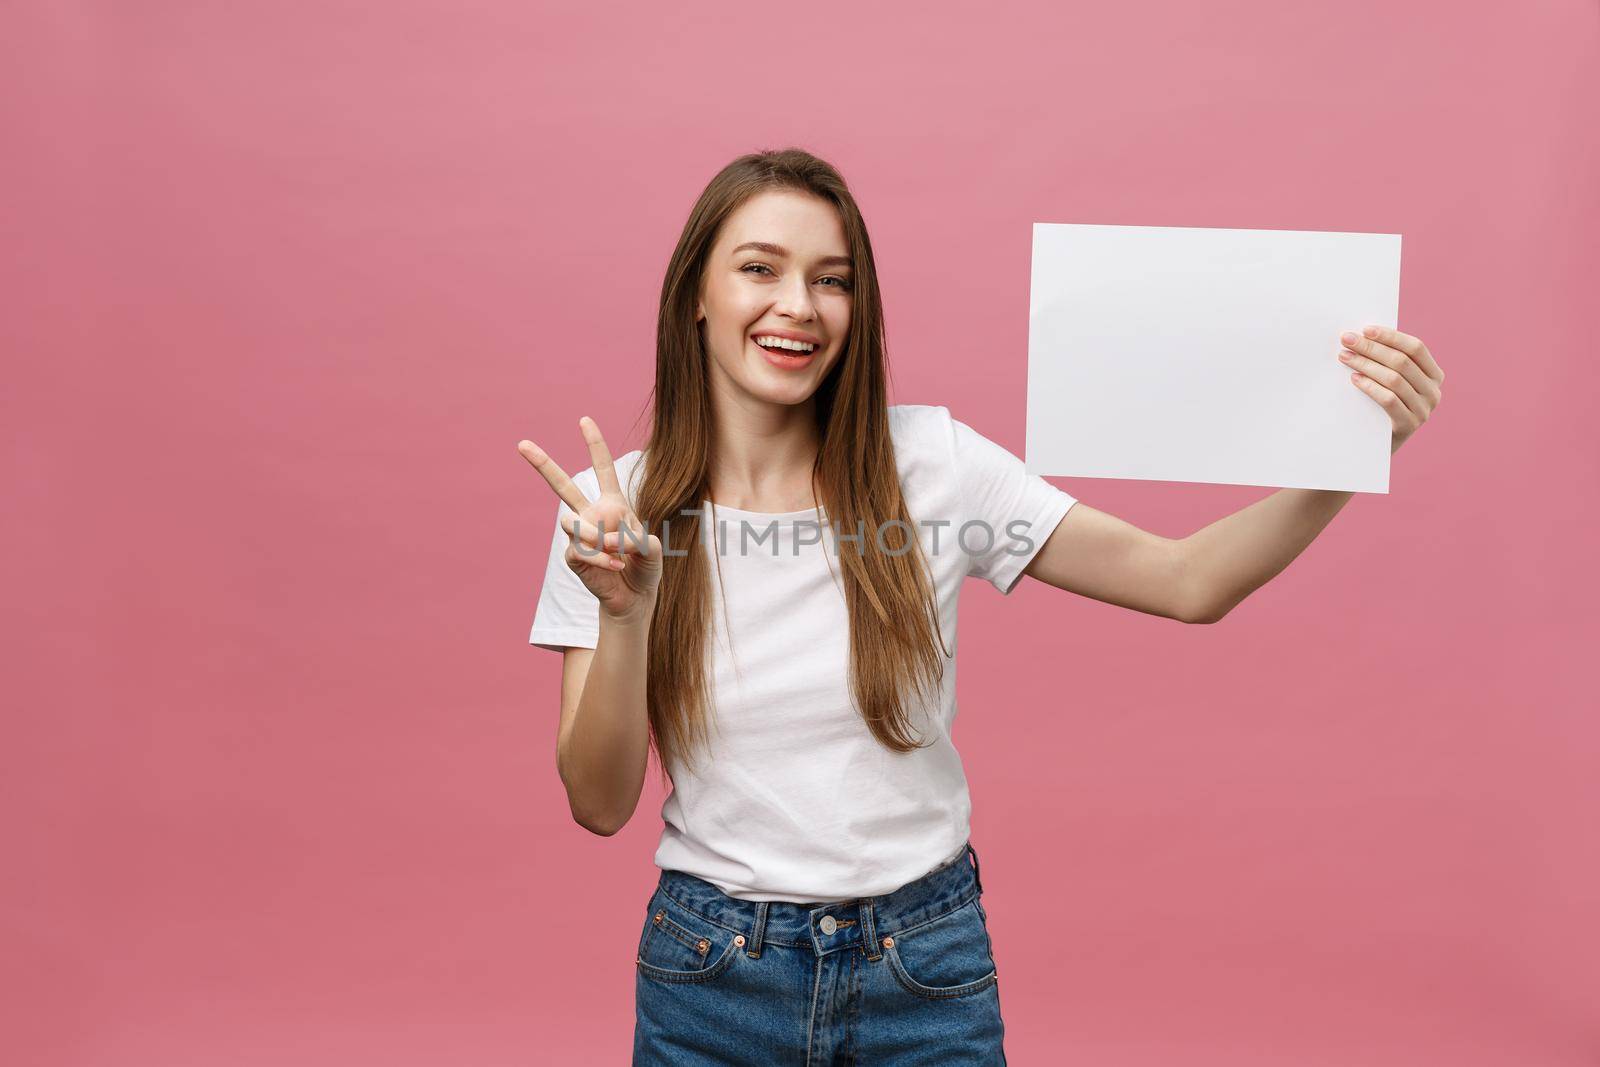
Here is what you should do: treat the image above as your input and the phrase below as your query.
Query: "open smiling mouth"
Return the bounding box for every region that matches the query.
[751,335,818,369]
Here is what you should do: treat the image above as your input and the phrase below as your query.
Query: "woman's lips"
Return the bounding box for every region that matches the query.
[751,337,817,370]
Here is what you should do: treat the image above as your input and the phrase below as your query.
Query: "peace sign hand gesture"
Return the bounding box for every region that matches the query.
[518,416,662,624]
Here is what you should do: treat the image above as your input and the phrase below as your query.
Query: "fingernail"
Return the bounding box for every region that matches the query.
[1340,331,1359,345]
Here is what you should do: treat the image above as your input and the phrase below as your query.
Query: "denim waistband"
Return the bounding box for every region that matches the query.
[653,840,984,962]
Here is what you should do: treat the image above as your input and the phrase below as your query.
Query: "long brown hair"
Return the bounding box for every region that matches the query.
[632,148,949,783]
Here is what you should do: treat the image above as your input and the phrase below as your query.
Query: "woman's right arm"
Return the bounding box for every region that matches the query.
[519,415,663,838]
[556,599,655,836]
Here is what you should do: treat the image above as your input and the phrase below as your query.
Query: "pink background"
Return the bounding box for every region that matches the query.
[5,2,1597,1064]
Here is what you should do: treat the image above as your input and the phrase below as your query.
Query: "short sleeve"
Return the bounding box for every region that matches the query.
[528,491,601,652]
[945,409,1078,595]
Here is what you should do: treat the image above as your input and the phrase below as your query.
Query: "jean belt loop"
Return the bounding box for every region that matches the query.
[861,894,882,962]
[967,840,983,896]
[746,901,768,959]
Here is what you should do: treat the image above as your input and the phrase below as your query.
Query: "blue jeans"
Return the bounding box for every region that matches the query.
[633,840,1006,1065]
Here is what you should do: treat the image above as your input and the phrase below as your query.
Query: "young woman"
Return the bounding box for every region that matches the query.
[518,149,1443,1064]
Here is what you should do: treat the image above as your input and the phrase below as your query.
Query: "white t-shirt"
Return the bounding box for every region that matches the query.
[528,404,1077,902]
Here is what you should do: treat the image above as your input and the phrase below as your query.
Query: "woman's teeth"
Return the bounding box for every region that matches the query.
[753,335,816,353]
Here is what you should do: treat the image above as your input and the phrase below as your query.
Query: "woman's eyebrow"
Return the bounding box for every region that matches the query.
[730,241,853,269]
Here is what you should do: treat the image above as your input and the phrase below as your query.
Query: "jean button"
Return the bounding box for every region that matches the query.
[819,915,837,935]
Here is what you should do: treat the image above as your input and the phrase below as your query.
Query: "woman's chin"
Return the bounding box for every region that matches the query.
[749,379,820,407]
[709,353,828,408]
[737,354,820,399]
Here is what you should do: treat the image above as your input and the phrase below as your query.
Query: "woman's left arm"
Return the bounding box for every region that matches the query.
[1022,326,1445,624]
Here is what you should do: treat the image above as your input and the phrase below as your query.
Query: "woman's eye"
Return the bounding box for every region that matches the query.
[741,263,851,289]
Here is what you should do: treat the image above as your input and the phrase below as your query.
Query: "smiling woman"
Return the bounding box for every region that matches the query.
[519,146,1037,1063]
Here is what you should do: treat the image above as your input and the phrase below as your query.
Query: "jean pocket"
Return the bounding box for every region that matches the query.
[883,898,998,1000]
[636,891,741,985]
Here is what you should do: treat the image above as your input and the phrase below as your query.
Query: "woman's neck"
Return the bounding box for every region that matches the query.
[707,395,821,512]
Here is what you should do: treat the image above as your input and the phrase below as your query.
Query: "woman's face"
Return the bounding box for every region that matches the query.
[696,190,854,410]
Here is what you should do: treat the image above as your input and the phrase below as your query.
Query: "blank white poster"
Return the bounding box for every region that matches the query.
[1024,223,1402,493]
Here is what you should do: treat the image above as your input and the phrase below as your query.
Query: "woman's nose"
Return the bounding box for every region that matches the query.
[772,279,817,320]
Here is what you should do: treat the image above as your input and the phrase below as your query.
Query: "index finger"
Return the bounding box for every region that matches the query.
[516,439,593,515]
[579,415,624,498]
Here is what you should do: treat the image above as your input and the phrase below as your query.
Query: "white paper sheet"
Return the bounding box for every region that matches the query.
[1024,223,1402,493]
